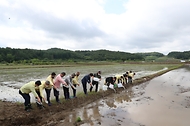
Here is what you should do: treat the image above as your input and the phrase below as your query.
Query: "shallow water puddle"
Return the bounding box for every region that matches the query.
[127,68,190,126]
[59,68,190,126]
[0,85,24,102]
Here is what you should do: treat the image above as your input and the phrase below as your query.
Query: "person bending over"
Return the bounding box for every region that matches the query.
[105,76,116,87]
[81,73,94,95]
[63,73,76,99]
[90,71,101,92]
[19,80,42,112]
[72,72,80,98]
[46,72,56,105]
[53,72,67,103]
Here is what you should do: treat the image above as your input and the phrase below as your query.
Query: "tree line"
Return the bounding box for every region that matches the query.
[1,47,187,64]
[0,47,145,64]
[168,51,190,60]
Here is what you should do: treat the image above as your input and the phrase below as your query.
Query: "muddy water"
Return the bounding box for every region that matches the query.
[58,66,190,126]
[0,64,170,102]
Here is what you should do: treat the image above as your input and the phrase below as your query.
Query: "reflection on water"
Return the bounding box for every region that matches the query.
[127,68,190,126]
[104,90,133,109]
[72,89,138,126]
[60,88,136,126]
[81,101,102,126]
[115,90,133,103]
[105,97,117,108]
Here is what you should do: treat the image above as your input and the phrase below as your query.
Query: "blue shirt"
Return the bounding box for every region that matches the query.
[81,74,91,84]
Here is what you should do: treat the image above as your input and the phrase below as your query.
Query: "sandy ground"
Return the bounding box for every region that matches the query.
[0,66,190,126]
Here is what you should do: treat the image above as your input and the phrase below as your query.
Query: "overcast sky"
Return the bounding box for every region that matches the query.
[1,0,190,55]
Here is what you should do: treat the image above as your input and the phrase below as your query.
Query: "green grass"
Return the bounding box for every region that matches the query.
[76,117,82,122]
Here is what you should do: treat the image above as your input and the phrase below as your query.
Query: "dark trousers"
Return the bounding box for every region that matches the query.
[82,81,87,94]
[19,90,30,106]
[90,81,98,92]
[128,77,132,84]
[45,88,51,103]
[36,90,43,108]
[63,86,70,99]
[53,88,60,102]
[36,90,42,102]
[105,77,114,87]
[118,79,123,84]
[72,84,77,97]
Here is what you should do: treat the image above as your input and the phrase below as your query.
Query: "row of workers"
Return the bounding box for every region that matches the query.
[105,71,136,87]
[18,71,101,111]
[19,70,135,111]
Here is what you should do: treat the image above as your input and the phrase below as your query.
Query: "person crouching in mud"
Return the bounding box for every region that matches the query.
[19,80,42,112]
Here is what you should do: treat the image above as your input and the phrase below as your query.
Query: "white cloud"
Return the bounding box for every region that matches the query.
[0,0,190,55]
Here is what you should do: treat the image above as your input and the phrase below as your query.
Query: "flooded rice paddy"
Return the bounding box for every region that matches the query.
[0,64,172,102]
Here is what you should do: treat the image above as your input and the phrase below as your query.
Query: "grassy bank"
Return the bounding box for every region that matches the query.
[0,61,183,70]
[0,61,118,69]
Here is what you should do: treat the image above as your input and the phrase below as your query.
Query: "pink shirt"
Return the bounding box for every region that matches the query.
[53,74,66,88]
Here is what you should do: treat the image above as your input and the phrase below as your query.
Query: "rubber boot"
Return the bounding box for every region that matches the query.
[56,96,60,103]
[28,104,33,109]
[25,105,30,112]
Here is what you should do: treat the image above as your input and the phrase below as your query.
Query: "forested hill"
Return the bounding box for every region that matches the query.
[2,47,188,64]
[0,47,145,63]
[168,51,190,60]
[134,52,164,57]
